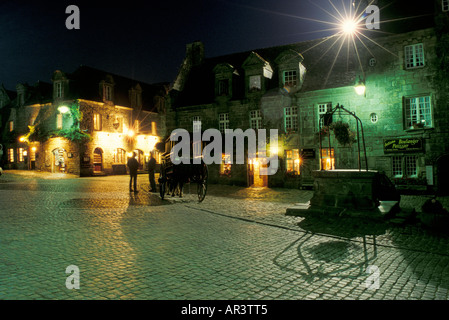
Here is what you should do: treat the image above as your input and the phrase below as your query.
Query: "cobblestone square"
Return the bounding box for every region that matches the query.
[1,171,449,301]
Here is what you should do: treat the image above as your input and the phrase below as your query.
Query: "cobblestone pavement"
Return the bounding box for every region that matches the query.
[1,170,449,301]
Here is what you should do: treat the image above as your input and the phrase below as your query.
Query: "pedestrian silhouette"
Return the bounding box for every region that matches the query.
[127,151,139,193]
[148,151,157,193]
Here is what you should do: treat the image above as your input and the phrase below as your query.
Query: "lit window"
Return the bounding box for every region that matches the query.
[249,75,261,92]
[284,106,298,132]
[318,103,332,129]
[151,122,157,135]
[370,113,378,123]
[404,43,425,69]
[220,153,231,176]
[114,148,127,164]
[134,120,140,134]
[250,110,263,129]
[443,0,449,12]
[17,148,24,162]
[283,70,297,87]
[56,113,63,129]
[9,121,14,132]
[218,79,229,96]
[320,148,335,170]
[219,113,229,133]
[285,149,301,175]
[8,148,14,163]
[404,96,432,129]
[93,113,102,131]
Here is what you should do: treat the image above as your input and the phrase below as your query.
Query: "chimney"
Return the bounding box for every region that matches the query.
[186,41,205,66]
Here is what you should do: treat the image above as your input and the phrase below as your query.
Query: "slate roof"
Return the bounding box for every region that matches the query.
[172,36,359,108]
[66,65,169,112]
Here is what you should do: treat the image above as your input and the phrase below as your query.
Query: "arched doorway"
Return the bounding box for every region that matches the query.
[437,154,449,195]
[93,148,103,173]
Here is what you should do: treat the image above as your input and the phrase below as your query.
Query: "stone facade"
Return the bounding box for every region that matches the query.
[167,5,449,194]
[0,66,168,177]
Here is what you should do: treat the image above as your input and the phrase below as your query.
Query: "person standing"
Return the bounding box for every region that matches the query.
[127,151,139,193]
[148,152,157,193]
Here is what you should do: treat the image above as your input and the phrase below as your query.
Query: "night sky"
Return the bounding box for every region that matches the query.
[0,0,434,90]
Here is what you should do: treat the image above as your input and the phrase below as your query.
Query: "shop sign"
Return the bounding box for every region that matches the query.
[383,138,423,153]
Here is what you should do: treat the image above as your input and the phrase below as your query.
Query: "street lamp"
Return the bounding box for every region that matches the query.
[354,76,366,96]
[58,105,70,114]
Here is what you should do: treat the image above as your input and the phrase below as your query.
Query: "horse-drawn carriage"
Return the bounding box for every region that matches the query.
[156,134,208,202]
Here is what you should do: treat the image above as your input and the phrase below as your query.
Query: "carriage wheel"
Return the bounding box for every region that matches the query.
[197,164,208,202]
[197,180,207,202]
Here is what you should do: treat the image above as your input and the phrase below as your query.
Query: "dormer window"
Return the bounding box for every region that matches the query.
[213,63,237,99]
[275,50,306,94]
[52,70,68,100]
[242,52,273,96]
[101,75,115,102]
[283,70,298,87]
[55,82,63,98]
[104,84,113,101]
[218,79,229,96]
[249,75,261,92]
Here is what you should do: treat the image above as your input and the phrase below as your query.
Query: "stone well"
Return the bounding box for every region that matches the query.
[286,169,399,220]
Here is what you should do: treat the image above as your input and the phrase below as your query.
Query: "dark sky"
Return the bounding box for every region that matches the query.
[0,0,435,90]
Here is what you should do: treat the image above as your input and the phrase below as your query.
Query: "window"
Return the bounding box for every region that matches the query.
[56,113,63,130]
[443,0,449,12]
[285,149,301,175]
[9,121,14,132]
[220,153,231,176]
[8,148,14,163]
[250,110,263,129]
[114,148,127,164]
[404,43,425,69]
[370,113,378,123]
[320,148,335,170]
[151,122,157,135]
[249,75,261,92]
[284,107,298,132]
[392,155,418,178]
[17,148,24,162]
[369,58,377,67]
[283,70,297,87]
[219,113,229,133]
[392,156,403,177]
[192,116,201,132]
[318,103,332,129]
[134,120,140,134]
[55,82,63,98]
[93,113,102,131]
[218,79,229,96]
[192,116,202,157]
[104,85,113,101]
[404,96,432,129]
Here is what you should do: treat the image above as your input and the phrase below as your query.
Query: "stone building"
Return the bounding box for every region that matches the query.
[0,66,168,176]
[167,1,449,194]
